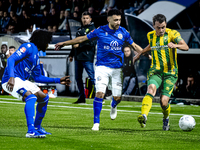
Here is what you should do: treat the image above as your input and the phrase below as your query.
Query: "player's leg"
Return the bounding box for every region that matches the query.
[23,80,47,137]
[138,72,162,127]
[160,95,171,131]
[160,74,177,131]
[2,78,45,138]
[74,60,85,103]
[92,66,109,131]
[110,68,123,120]
[34,90,51,134]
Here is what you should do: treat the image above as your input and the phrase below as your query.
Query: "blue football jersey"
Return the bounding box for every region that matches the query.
[87,24,133,68]
[2,43,41,84]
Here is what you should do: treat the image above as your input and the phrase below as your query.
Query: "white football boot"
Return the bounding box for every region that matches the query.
[92,123,99,131]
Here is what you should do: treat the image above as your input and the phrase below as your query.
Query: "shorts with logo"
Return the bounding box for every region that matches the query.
[147,69,178,97]
[95,66,122,97]
[2,77,40,101]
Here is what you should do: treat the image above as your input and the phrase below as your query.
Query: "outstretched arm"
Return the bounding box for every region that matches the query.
[55,35,89,51]
[133,44,151,64]
[168,39,189,51]
[34,75,71,86]
[130,42,143,53]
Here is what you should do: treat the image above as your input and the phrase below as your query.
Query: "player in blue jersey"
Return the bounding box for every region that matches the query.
[55,9,143,131]
[2,29,71,138]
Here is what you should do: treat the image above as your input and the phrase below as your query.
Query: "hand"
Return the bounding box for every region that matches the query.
[55,42,65,51]
[69,56,73,62]
[73,44,79,48]
[148,55,152,60]
[168,42,177,49]
[60,76,71,86]
[6,77,15,92]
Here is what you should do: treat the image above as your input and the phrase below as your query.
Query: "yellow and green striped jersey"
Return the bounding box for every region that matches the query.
[147,28,183,75]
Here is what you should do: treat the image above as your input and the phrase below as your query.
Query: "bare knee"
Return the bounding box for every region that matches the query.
[160,95,170,107]
[95,92,105,99]
[22,91,33,101]
[147,84,157,96]
[113,96,121,101]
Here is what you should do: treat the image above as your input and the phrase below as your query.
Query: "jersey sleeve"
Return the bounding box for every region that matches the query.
[125,30,134,45]
[171,30,183,44]
[32,65,60,83]
[86,28,98,40]
[7,43,31,78]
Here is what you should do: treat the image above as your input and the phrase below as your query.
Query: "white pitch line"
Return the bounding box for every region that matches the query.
[0,100,200,118]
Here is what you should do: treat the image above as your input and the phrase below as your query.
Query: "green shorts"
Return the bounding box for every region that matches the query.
[147,69,178,97]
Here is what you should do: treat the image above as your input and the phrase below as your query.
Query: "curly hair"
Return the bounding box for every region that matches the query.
[29,29,53,51]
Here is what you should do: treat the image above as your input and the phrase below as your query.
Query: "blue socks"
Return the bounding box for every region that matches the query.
[24,94,37,132]
[93,97,103,124]
[34,95,49,129]
[111,97,119,108]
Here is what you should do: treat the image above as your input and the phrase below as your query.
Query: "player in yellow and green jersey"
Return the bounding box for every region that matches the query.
[133,14,189,131]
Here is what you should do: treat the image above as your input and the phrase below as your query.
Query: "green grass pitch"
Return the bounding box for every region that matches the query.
[0,95,200,150]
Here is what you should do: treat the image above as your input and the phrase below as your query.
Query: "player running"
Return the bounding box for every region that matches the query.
[2,29,71,138]
[55,9,144,131]
[133,14,189,130]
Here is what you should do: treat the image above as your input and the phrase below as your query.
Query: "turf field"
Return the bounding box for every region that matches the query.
[0,95,199,150]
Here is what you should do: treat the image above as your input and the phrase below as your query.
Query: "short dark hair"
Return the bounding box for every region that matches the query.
[82,11,91,18]
[29,29,52,51]
[107,9,121,17]
[9,46,15,49]
[153,14,166,25]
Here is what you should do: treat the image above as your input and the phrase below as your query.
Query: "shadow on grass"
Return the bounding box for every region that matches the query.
[47,125,162,133]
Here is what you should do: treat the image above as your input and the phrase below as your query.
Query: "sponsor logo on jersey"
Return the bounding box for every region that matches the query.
[104,40,121,50]
[20,47,26,53]
[16,51,22,56]
[118,33,123,39]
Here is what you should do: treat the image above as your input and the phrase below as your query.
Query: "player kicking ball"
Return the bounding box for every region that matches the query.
[133,14,189,130]
[2,29,71,138]
[55,9,143,131]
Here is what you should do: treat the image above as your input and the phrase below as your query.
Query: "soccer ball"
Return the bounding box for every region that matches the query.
[179,115,196,131]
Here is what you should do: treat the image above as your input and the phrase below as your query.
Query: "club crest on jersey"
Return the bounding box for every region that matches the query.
[27,44,31,47]
[118,33,123,39]
[20,47,26,53]
[105,32,108,36]
[97,76,101,81]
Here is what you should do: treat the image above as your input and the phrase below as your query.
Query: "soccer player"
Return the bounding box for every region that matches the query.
[133,14,189,130]
[55,9,144,131]
[2,29,71,138]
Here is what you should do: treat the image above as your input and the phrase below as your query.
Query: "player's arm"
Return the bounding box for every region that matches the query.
[34,75,71,86]
[55,35,89,51]
[6,47,29,92]
[133,44,151,64]
[130,42,143,53]
[168,39,189,51]
[32,65,71,86]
